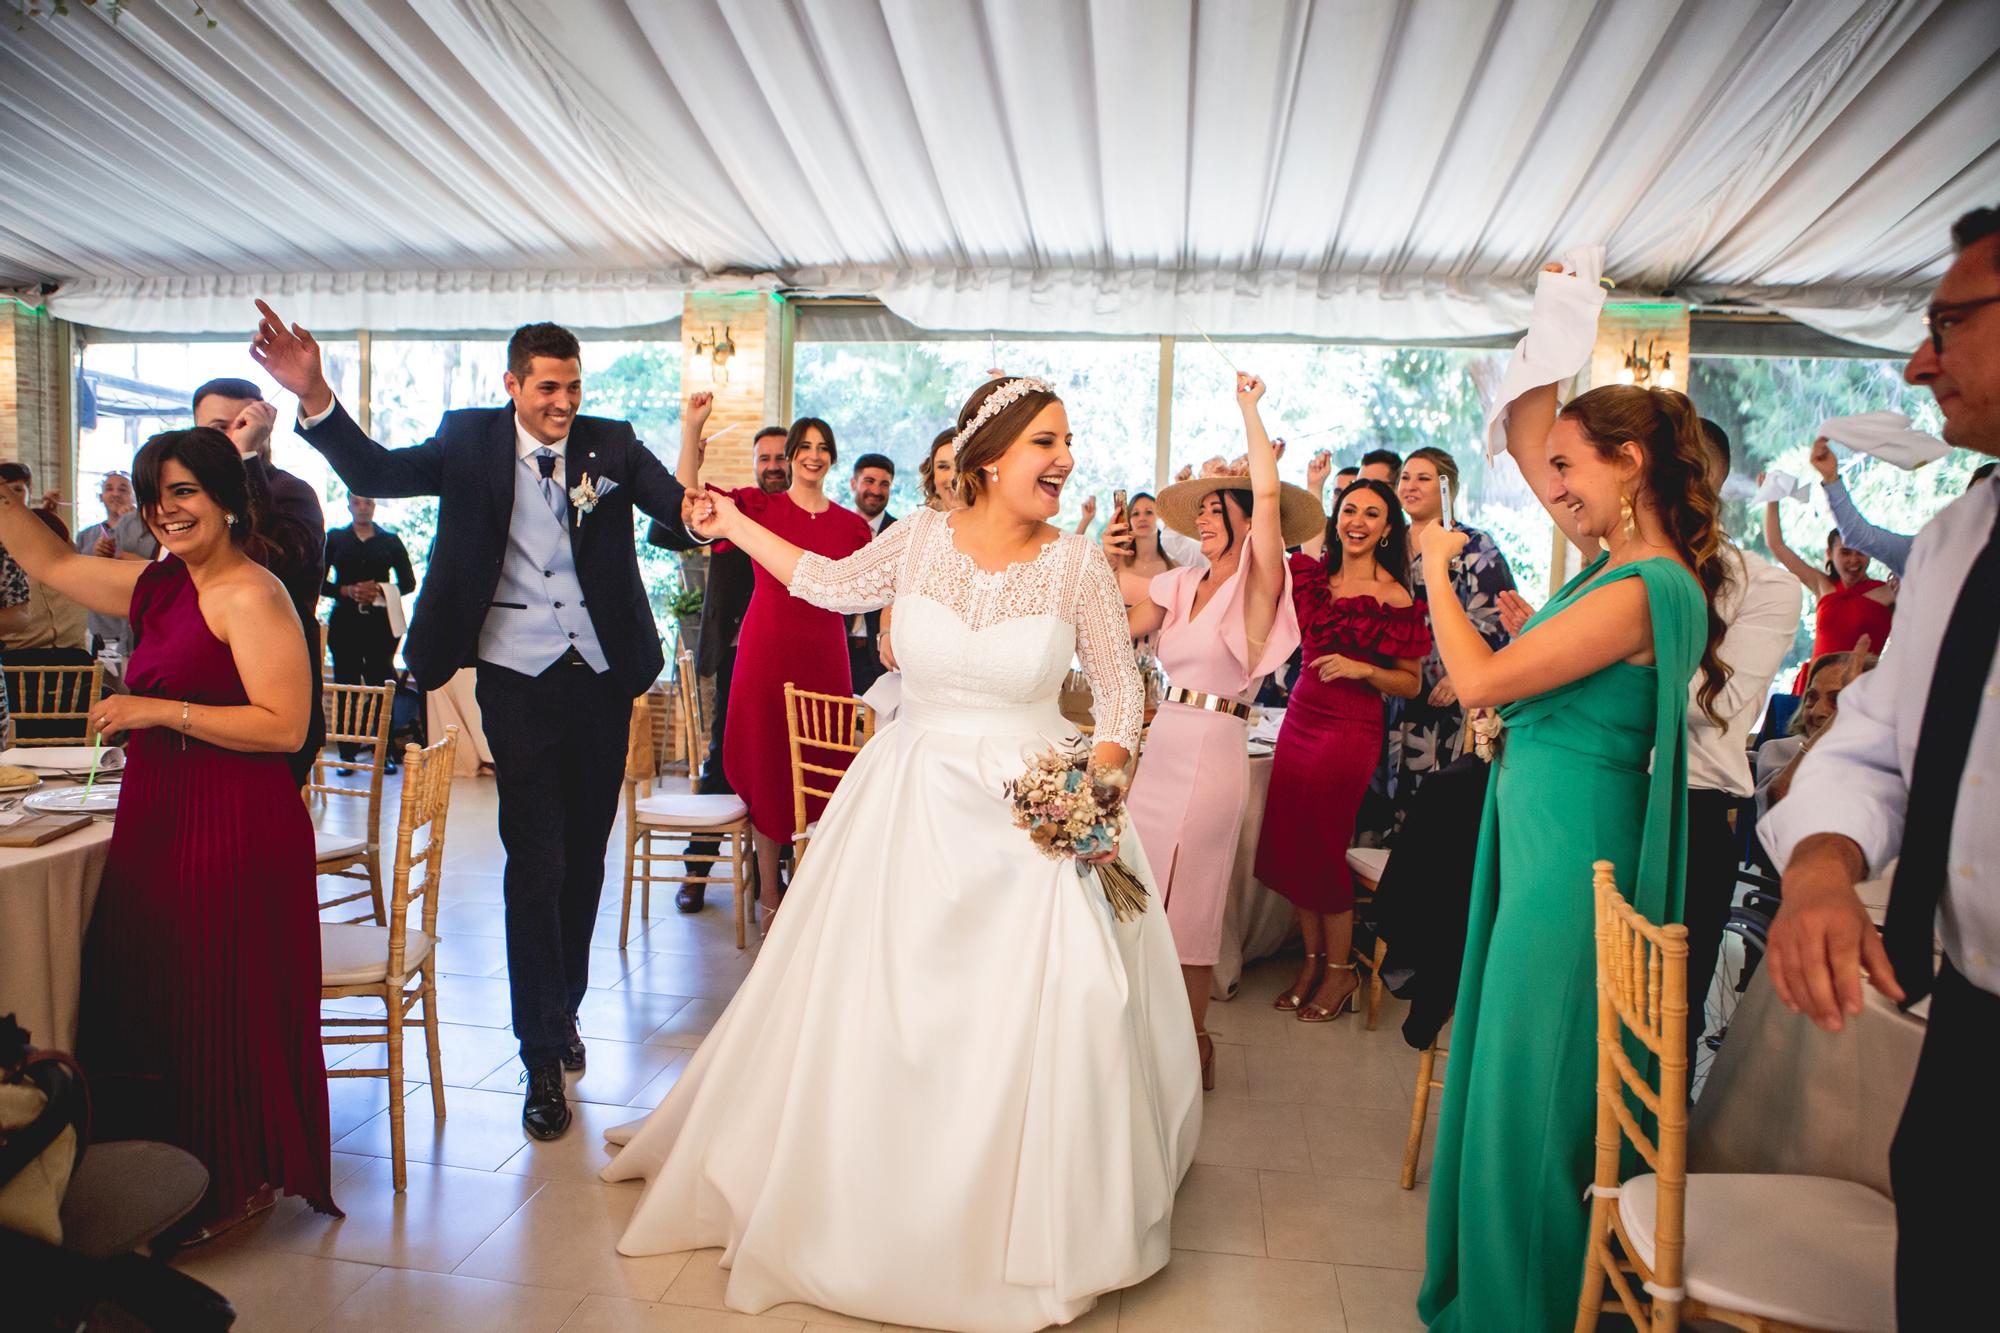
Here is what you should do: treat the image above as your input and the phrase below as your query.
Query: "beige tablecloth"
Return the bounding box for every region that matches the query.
[427,667,494,776]
[1213,752,1291,998]
[1689,968,1925,1197]
[0,799,115,1051]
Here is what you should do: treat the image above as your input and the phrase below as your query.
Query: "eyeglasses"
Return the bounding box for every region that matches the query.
[1923,292,2000,353]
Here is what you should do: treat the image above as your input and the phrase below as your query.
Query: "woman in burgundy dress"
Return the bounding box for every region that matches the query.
[1255,479,1429,1021]
[678,395,872,928]
[0,426,333,1235]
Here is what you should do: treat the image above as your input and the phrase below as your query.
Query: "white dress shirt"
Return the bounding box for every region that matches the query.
[1763,476,2000,991]
[1159,528,1208,571]
[515,417,567,486]
[1686,545,1802,797]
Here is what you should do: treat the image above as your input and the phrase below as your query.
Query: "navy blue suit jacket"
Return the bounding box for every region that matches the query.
[301,402,696,696]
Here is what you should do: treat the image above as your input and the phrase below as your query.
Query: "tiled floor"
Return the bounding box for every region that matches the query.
[173,776,1437,1332]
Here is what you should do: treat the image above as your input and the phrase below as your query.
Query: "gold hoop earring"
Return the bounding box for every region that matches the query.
[1619,491,1636,540]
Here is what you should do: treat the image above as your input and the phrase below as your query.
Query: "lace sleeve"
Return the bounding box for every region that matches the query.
[788,511,917,614]
[1070,537,1144,752]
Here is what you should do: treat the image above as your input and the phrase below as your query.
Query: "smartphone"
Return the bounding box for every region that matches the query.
[1111,489,1128,525]
[1438,476,1455,530]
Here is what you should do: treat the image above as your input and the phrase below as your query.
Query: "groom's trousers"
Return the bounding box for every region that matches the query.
[476,653,632,1070]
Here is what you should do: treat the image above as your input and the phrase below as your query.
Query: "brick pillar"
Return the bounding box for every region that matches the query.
[0,302,69,501]
[680,292,785,486]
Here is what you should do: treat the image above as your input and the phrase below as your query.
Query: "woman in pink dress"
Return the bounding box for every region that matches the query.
[1255,479,1429,1020]
[0,426,332,1237]
[679,394,872,926]
[1111,374,1317,1089]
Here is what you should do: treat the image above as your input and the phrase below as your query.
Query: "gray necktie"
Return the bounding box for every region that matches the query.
[534,448,564,515]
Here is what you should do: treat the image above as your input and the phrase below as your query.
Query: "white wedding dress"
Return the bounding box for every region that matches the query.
[603,507,1200,1332]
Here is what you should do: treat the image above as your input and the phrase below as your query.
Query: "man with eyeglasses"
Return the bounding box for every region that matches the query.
[1762,204,2000,1329]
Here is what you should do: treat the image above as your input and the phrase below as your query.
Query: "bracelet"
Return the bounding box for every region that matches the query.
[180,700,191,733]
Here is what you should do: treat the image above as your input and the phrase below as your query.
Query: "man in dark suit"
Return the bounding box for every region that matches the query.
[647,425,788,912]
[844,452,896,697]
[251,302,698,1142]
[193,377,327,786]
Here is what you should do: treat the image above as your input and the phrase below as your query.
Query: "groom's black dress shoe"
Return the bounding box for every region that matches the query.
[522,1063,571,1141]
[675,885,705,913]
[561,1015,586,1072]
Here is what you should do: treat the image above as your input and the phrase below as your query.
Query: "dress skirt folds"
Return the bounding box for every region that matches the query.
[603,513,1199,1332]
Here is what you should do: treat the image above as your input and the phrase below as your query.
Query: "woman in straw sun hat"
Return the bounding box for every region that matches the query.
[1108,371,1322,1090]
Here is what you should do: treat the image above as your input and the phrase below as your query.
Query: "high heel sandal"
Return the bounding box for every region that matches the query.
[1196,1029,1217,1092]
[1274,951,1327,1011]
[1297,962,1359,1024]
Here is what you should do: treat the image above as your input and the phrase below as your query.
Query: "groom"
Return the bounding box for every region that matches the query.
[252,301,700,1141]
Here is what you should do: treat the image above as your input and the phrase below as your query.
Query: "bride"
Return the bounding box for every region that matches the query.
[604,375,1201,1331]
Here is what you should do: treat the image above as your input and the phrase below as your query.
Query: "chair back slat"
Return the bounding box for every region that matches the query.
[385,727,460,980]
[308,682,396,805]
[783,683,872,837]
[674,649,704,793]
[2,663,102,744]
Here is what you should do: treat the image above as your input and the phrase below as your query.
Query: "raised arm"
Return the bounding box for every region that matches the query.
[0,482,146,618]
[694,489,911,614]
[676,392,714,490]
[1072,541,1141,771]
[1236,374,1287,655]
[1762,498,1832,596]
[390,534,416,593]
[1813,441,1913,578]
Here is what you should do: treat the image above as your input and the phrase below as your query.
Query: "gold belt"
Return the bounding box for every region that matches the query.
[1160,686,1253,721]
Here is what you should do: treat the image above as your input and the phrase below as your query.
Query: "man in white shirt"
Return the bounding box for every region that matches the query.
[1762,205,2000,1329]
[1682,419,1801,1064]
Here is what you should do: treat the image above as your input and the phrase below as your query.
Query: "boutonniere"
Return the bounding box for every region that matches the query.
[568,472,618,520]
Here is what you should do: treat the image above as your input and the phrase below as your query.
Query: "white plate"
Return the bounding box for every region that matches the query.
[0,774,43,793]
[0,746,126,774]
[23,785,122,816]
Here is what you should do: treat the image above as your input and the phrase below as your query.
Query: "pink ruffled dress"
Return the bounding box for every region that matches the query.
[1127,531,1301,966]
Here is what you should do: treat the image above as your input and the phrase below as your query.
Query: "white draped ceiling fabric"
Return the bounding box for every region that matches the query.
[2,0,1994,347]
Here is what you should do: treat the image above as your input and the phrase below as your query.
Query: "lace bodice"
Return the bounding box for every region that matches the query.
[790,507,1144,750]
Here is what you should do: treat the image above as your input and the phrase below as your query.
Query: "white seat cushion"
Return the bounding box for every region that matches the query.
[634,792,749,828]
[1618,1173,1895,1333]
[320,923,434,987]
[790,821,818,844]
[315,829,368,862]
[1345,846,1389,886]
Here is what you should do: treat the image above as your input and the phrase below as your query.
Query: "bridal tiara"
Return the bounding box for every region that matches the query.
[953,376,1054,453]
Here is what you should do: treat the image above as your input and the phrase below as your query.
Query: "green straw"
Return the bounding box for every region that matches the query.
[83,730,102,798]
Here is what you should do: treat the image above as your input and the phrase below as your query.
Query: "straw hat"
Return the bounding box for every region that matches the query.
[1154,473,1325,548]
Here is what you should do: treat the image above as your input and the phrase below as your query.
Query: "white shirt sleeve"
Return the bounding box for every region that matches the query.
[298,399,338,430]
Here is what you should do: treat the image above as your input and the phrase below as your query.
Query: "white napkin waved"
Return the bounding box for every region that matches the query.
[1816,411,1948,470]
[1755,470,1813,504]
[1485,245,1608,458]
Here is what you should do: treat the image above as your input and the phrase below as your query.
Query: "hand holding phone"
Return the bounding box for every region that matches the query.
[1438,476,1455,530]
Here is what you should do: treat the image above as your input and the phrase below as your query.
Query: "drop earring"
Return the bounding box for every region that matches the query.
[1619,491,1636,540]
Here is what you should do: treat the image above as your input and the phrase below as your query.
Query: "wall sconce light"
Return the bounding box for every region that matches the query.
[1617,336,1675,389]
[692,325,736,386]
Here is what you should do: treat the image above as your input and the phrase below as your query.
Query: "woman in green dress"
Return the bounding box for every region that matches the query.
[1414,376,1731,1330]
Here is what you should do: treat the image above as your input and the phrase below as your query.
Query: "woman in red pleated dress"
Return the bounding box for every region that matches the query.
[678,394,872,929]
[1762,497,1895,691]
[0,426,334,1237]
[1255,479,1429,1022]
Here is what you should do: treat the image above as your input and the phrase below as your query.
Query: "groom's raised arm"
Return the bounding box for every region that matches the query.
[252,298,446,497]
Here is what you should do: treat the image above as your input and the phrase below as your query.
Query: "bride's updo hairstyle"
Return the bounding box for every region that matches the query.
[950,376,1061,508]
[1558,384,1731,723]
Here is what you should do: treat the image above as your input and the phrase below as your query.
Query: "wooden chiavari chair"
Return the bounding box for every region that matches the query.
[1576,861,1894,1333]
[2,662,101,745]
[307,681,396,923]
[783,683,871,870]
[1344,846,1391,1029]
[319,726,459,1192]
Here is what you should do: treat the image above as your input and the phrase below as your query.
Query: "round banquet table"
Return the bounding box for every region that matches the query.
[0,786,115,1051]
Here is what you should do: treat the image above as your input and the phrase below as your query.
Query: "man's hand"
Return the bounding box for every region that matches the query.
[1809,437,1838,484]
[352,580,382,605]
[228,400,278,457]
[1496,589,1537,638]
[249,299,333,417]
[92,532,117,558]
[1766,834,1903,1032]
[1306,449,1333,495]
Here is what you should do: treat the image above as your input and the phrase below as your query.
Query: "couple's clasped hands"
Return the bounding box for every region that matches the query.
[681,485,740,542]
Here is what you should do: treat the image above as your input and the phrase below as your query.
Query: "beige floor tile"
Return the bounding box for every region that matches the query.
[1171,1163,1267,1256]
[1207,1039,1249,1098]
[1303,1104,1437,1184]
[1257,1171,1429,1270]
[622,1048,695,1107]
[576,985,698,1043]
[431,971,518,1027]
[561,1294,810,1331]
[438,870,506,902]
[1201,994,1306,1048]
[1192,1096,1308,1172]
[456,1178,692,1299]
[251,1154,541,1273]
[1242,1037,1414,1111]
[327,1075,421,1141]
[333,1020,521,1090]
[630,909,755,956]
[171,1244,379,1331]
[335,1083,536,1172]
[432,931,514,978]
[499,1096,650,1182]
[317,1267,583,1333]
[434,900,510,938]
[661,1249,876,1327]
[1336,1263,1425,1332]
[1119,1248,1344,1332]
[471,1034,681,1104]
[644,997,728,1048]
[620,949,757,1000]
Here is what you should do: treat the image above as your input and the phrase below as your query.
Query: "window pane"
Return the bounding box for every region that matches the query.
[1169,342,1552,594]
[76,338,360,529]
[791,339,1160,528]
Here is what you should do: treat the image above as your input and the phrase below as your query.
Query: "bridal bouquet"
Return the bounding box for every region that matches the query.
[1004,741,1150,921]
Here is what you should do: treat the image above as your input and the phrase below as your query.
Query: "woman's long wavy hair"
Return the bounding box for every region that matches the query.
[1559,384,1731,724]
[1323,478,1411,588]
[919,428,954,507]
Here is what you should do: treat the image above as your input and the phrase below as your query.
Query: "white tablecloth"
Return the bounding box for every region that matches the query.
[0,794,115,1051]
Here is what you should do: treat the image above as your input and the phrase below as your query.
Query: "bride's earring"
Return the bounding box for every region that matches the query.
[1619,490,1637,540]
